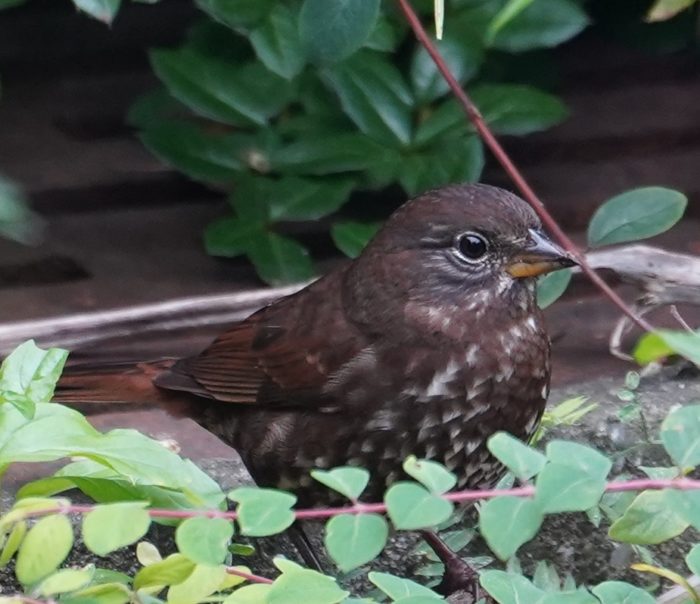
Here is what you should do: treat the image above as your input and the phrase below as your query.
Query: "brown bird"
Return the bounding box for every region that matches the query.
[57,183,574,503]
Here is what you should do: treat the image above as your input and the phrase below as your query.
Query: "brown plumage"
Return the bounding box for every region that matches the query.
[56,183,575,503]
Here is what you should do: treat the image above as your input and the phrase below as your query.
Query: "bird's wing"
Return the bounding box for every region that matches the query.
[154,272,366,408]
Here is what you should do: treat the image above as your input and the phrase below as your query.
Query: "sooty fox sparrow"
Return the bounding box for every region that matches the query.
[58,183,574,503]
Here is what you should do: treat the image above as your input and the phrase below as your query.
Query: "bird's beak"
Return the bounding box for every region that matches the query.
[506,229,577,278]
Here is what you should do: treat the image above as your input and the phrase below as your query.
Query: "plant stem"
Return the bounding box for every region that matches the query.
[395,0,654,333]
[226,566,274,584]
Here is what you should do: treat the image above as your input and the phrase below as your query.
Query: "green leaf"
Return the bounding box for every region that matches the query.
[647,0,697,21]
[368,571,441,599]
[194,0,274,30]
[229,487,297,536]
[592,580,656,603]
[246,231,315,286]
[205,218,266,259]
[0,0,28,9]
[176,517,234,565]
[299,0,381,64]
[150,48,293,127]
[545,441,612,481]
[134,553,195,589]
[535,464,606,513]
[472,84,569,136]
[223,584,273,603]
[486,0,535,42]
[268,563,349,604]
[82,502,151,556]
[73,0,121,24]
[331,221,381,258]
[311,467,370,501]
[587,187,687,248]
[633,332,674,365]
[267,177,355,221]
[322,50,413,147]
[402,456,456,495]
[64,583,131,604]
[686,543,700,575]
[250,3,306,79]
[660,404,700,467]
[608,490,688,544]
[490,0,589,52]
[324,513,388,571]
[0,340,68,418]
[487,432,547,481]
[384,482,453,529]
[665,489,700,530]
[38,567,94,596]
[537,268,572,309]
[480,570,545,604]
[167,564,226,604]
[0,520,26,567]
[16,514,74,585]
[479,496,543,559]
[0,177,39,244]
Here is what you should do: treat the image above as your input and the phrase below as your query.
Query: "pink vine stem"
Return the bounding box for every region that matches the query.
[395,0,654,333]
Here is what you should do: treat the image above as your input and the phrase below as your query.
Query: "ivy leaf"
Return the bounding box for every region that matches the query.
[368,571,442,599]
[16,514,74,585]
[385,483,454,529]
[537,269,572,309]
[194,0,274,30]
[587,187,687,248]
[311,467,370,501]
[665,489,700,530]
[82,502,151,556]
[402,456,457,495]
[608,490,688,544]
[322,50,413,147]
[472,84,569,135]
[592,580,656,603]
[299,0,381,64]
[176,517,234,565]
[246,232,315,286]
[490,0,589,52]
[660,404,700,467]
[324,514,388,571]
[72,0,121,24]
[250,3,306,80]
[331,221,381,258]
[479,496,543,559]
[487,432,547,481]
[229,487,297,537]
[0,0,27,9]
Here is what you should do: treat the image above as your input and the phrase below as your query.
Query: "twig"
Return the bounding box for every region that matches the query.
[395,0,654,333]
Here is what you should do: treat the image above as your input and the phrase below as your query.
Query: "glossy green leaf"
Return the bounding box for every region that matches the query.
[267,178,355,221]
[535,464,606,513]
[73,0,121,24]
[331,221,381,258]
[151,48,293,126]
[322,50,413,147]
[473,84,569,136]
[194,0,274,30]
[660,404,700,467]
[82,502,151,556]
[268,563,349,604]
[486,0,535,41]
[487,432,547,481]
[587,187,687,248]
[385,482,453,529]
[403,456,456,494]
[229,487,297,536]
[167,563,227,604]
[16,514,74,585]
[299,0,380,64]
[325,513,388,571]
[633,332,675,365]
[250,3,305,79]
[38,567,94,596]
[608,490,688,544]
[592,580,656,603]
[479,496,543,559]
[246,232,315,286]
[490,0,589,52]
[176,517,234,565]
[134,553,195,589]
[537,268,572,309]
[311,467,370,500]
[0,0,27,9]
[368,571,441,599]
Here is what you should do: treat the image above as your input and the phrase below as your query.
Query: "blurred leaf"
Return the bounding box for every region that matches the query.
[229,487,297,536]
[0,177,40,244]
[176,517,234,565]
[134,553,195,589]
[167,563,227,604]
[647,0,697,22]
[126,89,186,129]
[480,570,545,604]
[73,0,121,24]
[16,514,74,585]
[66,583,131,604]
[0,0,27,8]
[247,231,315,285]
[545,440,612,480]
[536,464,606,513]
[487,432,547,481]
[331,221,381,258]
[325,514,388,571]
[403,456,457,494]
[473,84,569,135]
[151,48,293,127]
[660,403,700,467]
[269,561,349,604]
[609,490,688,544]
[385,483,453,529]
[490,0,589,51]
[537,268,572,308]
[479,496,543,559]
[267,177,355,221]
[299,0,381,64]
[0,520,26,567]
[486,0,535,42]
[592,581,655,604]
[322,50,414,147]
[587,187,687,248]
[250,3,306,79]
[82,502,151,556]
[311,467,370,500]
[365,16,404,52]
[205,217,264,259]
[38,567,94,596]
[194,0,274,30]
[686,543,700,575]
[368,572,441,599]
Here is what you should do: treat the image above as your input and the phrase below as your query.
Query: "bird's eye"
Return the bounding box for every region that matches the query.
[455,232,488,261]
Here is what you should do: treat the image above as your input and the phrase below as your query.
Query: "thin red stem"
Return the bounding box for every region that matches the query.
[226,566,274,584]
[395,0,654,333]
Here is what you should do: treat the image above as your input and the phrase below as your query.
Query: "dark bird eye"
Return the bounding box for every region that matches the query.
[456,232,488,261]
